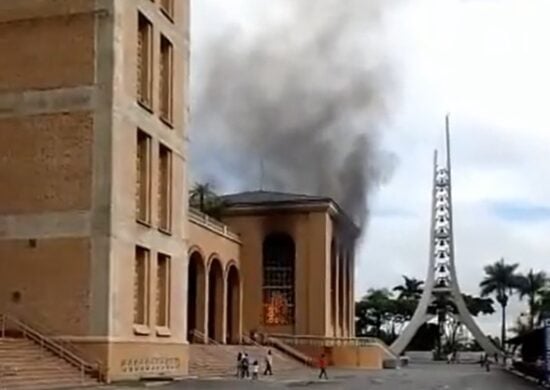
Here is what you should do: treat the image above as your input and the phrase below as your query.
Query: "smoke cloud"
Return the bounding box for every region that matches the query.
[191,0,397,228]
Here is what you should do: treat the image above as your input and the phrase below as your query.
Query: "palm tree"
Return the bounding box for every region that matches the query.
[355,289,394,339]
[510,315,531,338]
[479,258,522,347]
[428,292,452,358]
[189,182,215,212]
[517,269,548,329]
[462,294,495,317]
[393,276,424,301]
[538,289,550,323]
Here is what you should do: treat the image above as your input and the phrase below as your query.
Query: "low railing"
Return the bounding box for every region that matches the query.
[266,333,398,362]
[0,313,101,382]
[188,208,240,242]
[262,335,315,367]
[267,333,381,347]
[5,307,105,379]
[189,329,220,345]
[512,360,546,383]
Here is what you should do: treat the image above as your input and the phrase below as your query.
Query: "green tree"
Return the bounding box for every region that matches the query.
[189,182,214,212]
[462,294,495,317]
[517,269,548,329]
[189,182,226,218]
[538,289,550,323]
[427,293,495,356]
[479,258,522,347]
[510,315,531,338]
[428,292,452,357]
[393,276,424,301]
[355,288,395,339]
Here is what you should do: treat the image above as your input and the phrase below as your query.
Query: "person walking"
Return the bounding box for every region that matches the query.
[264,349,273,376]
[484,354,491,372]
[236,351,243,378]
[252,360,259,380]
[241,353,250,378]
[318,353,328,380]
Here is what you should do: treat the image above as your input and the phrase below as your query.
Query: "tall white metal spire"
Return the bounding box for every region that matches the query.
[389,116,501,358]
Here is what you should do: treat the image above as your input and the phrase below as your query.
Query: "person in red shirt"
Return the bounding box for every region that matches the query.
[318,353,328,380]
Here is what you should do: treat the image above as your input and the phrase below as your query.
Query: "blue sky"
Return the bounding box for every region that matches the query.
[191,0,550,337]
[490,201,550,223]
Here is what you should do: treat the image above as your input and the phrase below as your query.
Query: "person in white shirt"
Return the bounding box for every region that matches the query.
[264,349,273,375]
[252,360,259,380]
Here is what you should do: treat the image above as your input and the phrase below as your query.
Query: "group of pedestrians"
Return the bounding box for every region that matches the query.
[235,350,330,381]
[237,349,328,380]
[236,349,274,379]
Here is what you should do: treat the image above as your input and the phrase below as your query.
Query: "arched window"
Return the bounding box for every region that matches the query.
[263,233,295,325]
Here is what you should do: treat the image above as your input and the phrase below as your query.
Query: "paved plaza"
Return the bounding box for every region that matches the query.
[106,364,538,390]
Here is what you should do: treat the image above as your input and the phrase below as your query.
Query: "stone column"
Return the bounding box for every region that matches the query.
[217,276,228,344]
[349,248,356,337]
[201,273,209,343]
[237,277,243,344]
[334,241,340,337]
[338,246,345,337]
[342,247,349,337]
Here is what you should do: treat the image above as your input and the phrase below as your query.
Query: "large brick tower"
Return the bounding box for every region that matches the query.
[0,0,190,381]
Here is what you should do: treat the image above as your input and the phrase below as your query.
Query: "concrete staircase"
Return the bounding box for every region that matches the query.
[0,338,98,389]
[189,344,306,378]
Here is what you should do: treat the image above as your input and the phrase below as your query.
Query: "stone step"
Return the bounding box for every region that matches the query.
[0,377,97,390]
[0,337,98,389]
[188,344,305,378]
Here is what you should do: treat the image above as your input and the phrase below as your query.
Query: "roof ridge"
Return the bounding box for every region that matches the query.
[220,189,328,199]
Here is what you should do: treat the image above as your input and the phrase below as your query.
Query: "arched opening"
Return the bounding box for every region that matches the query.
[226,264,241,344]
[187,251,206,342]
[207,258,224,342]
[263,233,295,327]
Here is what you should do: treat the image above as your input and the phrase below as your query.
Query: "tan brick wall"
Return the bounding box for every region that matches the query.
[72,340,188,381]
[0,0,95,24]
[295,344,383,369]
[0,112,93,214]
[0,12,95,92]
[0,237,91,336]
[222,210,331,337]
[106,0,189,348]
[188,221,240,266]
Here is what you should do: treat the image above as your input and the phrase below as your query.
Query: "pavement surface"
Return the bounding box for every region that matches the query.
[104,363,539,390]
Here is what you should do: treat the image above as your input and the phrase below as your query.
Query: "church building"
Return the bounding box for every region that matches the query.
[0,0,390,385]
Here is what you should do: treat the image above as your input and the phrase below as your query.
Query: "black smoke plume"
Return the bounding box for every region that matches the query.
[191,0,397,228]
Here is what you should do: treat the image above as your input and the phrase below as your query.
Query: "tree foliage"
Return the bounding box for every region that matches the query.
[189,182,226,219]
[356,274,497,351]
[393,276,424,301]
[516,269,549,328]
[479,258,522,345]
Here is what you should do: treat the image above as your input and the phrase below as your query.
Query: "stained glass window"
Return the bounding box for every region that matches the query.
[263,233,295,325]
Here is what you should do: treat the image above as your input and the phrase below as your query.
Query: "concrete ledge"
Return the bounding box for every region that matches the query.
[0,211,91,239]
[0,86,96,118]
[505,367,549,388]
